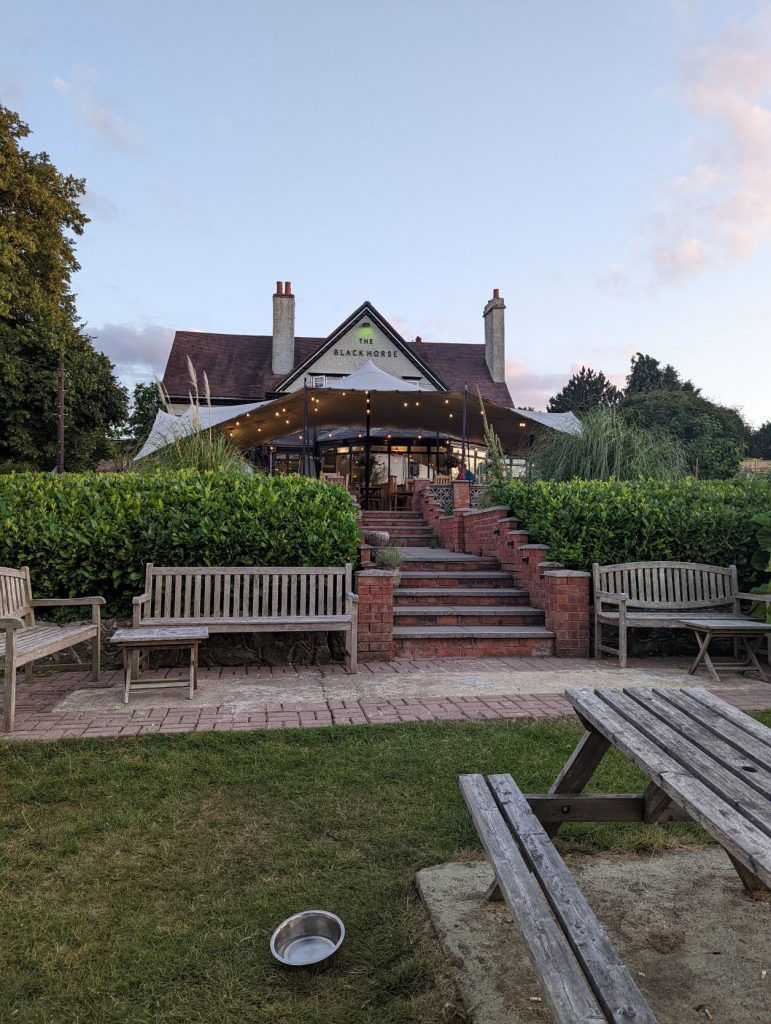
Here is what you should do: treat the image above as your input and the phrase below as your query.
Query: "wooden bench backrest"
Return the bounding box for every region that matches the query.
[0,567,33,624]
[593,561,738,610]
[141,564,354,620]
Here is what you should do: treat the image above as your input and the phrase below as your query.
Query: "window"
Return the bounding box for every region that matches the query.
[403,376,423,389]
[310,374,326,387]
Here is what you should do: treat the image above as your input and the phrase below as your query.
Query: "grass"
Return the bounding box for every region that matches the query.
[2,714,769,1023]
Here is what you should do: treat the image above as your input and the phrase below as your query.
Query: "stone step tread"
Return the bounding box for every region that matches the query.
[394,587,528,597]
[399,570,514,580]
[400,553,497,562]
[393,606,542,616]
[393,625,556,639]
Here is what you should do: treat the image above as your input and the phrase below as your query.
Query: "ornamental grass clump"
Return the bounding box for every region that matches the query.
[134,358,249,473]
[531,407,687,482]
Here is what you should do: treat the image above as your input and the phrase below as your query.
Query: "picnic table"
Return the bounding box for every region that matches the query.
[459,686,771,1021]
[556,687,771,891]
[111,626,208,704]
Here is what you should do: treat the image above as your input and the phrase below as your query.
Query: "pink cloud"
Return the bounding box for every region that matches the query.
[652,8,771,284]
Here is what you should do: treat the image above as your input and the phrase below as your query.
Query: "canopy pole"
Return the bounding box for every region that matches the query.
[462,383,468,474]
[364,390,371,511]
[302,379,310,475]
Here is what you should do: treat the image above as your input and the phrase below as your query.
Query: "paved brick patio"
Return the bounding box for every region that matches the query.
[2,657,769,741]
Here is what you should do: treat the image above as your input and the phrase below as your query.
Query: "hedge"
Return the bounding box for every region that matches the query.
[499,478,771,589]
[0,471,360,616]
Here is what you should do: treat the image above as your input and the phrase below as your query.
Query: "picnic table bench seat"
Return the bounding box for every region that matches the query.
[1,566,104,732]
[459,773,658,1023]
[592,560,771,667]
[132,563,358,672]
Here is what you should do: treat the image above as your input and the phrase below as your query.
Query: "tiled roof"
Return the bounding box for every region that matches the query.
[163,332,514,407]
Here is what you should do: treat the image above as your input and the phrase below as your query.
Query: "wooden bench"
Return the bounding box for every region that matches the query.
[1,566,104,733]
[132,564,358,673]
[459,773,658,1023]
[592,560,770,667]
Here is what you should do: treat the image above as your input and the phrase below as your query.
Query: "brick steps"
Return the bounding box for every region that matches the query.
[399,571,516,588]
[393,625,555,659]
[393,606,544,626]
[394,587,530,606]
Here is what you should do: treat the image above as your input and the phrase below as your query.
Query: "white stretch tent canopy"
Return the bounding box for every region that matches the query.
[135,361,580,461]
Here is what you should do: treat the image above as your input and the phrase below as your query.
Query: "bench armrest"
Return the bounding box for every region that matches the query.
[595,590,627,607]
[132,592,151,627]
[132,593,151,606]
[734,592,771,603]
[31,596,106,608]
[0,616,25,630]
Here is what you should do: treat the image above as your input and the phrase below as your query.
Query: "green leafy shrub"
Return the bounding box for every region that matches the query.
[499,477,771,588]
[0,471,360,615]
[751,510,771,612]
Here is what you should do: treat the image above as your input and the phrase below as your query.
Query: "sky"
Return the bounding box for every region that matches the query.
[2,0,771,426]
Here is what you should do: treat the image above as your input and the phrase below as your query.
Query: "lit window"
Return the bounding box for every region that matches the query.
[310,374,326,387]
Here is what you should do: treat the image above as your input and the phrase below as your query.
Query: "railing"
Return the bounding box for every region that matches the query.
[426,484,453,516]
[470,484,489,509]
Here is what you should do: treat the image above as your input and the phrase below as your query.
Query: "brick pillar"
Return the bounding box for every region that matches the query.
[542,570,591,658]
[452,479,470,510]
[355,569,394,662]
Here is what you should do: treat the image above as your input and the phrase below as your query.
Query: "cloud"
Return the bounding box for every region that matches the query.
[80,189,118,222]
[652,8,771,284]
[53,66,146,154]
[505,361,575,411]
[91,324,174,387]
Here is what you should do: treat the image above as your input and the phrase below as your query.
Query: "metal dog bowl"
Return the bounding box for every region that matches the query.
[270,910,345,969]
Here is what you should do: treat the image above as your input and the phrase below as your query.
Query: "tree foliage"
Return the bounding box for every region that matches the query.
[619,390,747,479]
[547,366,621,414]
[625,352,699,395]
[748,421,771,460]
[125,381,162,445]
[0,105,127,471]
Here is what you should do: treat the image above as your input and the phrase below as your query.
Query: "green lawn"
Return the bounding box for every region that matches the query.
[2,715,768,1024]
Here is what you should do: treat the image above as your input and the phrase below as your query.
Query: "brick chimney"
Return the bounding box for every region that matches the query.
[482,287,505,382]
[272,280,295,375]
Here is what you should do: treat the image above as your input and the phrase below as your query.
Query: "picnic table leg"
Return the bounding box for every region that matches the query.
[726,852,766,894]
[486,728,611,901]
[739,635,767,681]
[687,628,721,683]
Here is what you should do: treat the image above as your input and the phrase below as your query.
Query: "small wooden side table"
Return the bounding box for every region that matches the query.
[679,617,771,683]
[111,627,209,704]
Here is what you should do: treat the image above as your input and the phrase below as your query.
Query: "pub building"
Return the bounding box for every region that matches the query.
[157,282,577,504]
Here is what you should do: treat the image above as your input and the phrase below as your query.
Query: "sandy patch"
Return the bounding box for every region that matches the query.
[416,849,770,1024]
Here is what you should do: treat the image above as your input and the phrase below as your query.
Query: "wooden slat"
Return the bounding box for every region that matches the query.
[683,688,771,750]
[658,689,771,767]
[566,689,771,886]
[300,574,307,617]
[213,574,222,617]
[152,574,162,617]
[223,573,231,617]
[458,775,606,1024]
[623,689,771,798]
[599,689,771,837]
[281,573,288,616]
[193,574,202,617]
[489,774,658,1024]
[271,575,279,617]
[173,573,182,618]
[309,575,317,616]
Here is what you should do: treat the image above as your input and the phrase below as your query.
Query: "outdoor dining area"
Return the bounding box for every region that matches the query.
[135,360,579,510]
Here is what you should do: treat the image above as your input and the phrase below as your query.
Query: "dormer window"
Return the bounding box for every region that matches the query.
[310,374,326,387]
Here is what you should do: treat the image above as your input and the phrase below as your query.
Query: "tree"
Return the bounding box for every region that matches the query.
[125,381,162,446]
[625,353,699,395]
[619,391,748,478]
[0,105,127,471]
[547,366,621,414]
[748,421,771,460]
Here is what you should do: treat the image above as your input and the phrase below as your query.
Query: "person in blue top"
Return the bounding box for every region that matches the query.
[456,461,475,483]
